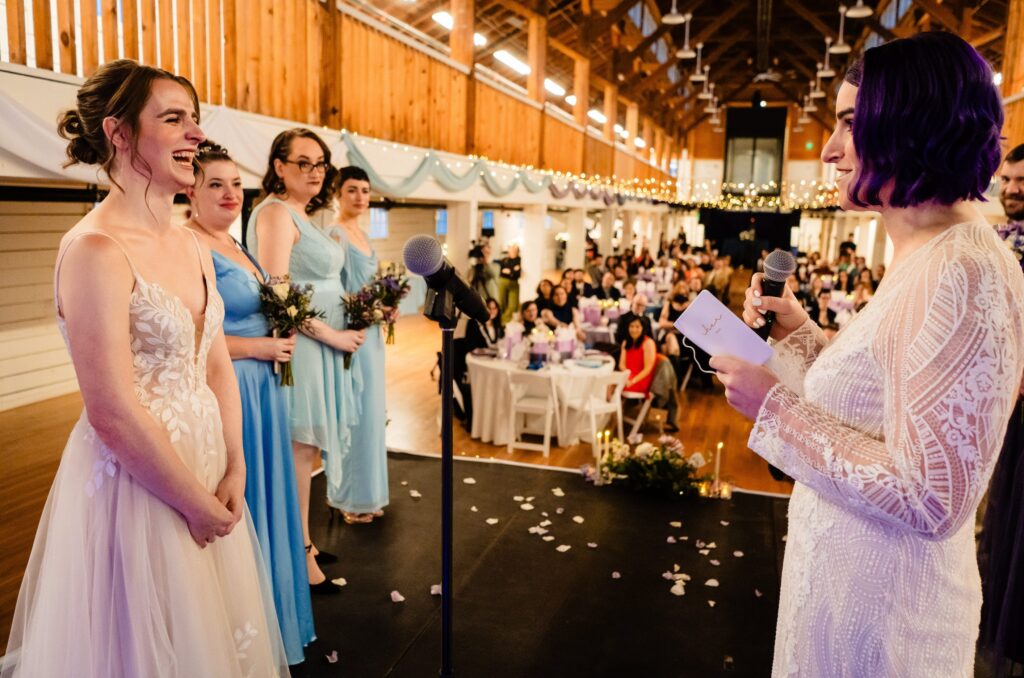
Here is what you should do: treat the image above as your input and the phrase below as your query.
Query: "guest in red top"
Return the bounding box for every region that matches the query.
[619,316,656,394]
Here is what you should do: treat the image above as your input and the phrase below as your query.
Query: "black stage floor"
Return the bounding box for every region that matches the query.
[292,453,788,678]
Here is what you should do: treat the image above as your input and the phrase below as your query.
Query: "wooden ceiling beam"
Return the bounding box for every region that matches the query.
[969,26,1005,48]
[910,0,961,33]
[769,81,834,131]
[683,73,757,133]
[785,0,837,41]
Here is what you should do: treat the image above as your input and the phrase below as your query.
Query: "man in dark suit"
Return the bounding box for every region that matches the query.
[614,293,654,346]
[593,271,621,301]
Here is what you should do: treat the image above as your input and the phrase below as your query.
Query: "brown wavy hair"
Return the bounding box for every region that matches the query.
[259,128,339,215]
[57,59,200,193]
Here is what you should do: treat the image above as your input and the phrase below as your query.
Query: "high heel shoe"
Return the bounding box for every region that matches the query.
[342,511,374,524]
[306,542,339,565]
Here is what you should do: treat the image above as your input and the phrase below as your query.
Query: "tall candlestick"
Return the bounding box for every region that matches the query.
[713,441,723,495]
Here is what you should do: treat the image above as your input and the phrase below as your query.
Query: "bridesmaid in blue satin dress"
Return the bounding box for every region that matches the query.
[248,129,366,587]
[184,141,314,664]
[332,166,389,522]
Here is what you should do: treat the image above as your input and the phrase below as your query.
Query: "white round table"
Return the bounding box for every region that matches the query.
[466,354,615,447]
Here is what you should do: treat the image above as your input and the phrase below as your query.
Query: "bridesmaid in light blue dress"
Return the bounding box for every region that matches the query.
[248,129,366,590]
[332,166,389,520]
[184,142,314,664]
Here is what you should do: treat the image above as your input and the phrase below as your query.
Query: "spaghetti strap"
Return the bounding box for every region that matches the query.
[54,231,140,318]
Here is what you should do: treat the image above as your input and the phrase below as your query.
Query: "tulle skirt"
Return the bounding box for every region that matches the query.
[1,411,290,678]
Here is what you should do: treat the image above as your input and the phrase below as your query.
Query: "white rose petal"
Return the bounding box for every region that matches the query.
[733,550,744,558]
[463,478,477,485]
[556,544,571,553]
[390,590,406,603]
[710,559,720,566]
[401,481,409,486]
[486,518,499,525]
[699,549,710,555]
[611,571,621,579]
[325,650,339,664]
[670,583,686,596]
[572,516,585,524]
[669,521,682,528]
[430,584,442,596]
[705,579,719,587]
[540,520,552,527]
[662,571,674,581]
[331,577,348,587]
[409,490,422,499]
[696,540,706,548]
[755,589,763,598]
[526,496,535,501]
[541,511,549,517]
[720,520,730,526]
[673,563,680,572]
[514,495,525,502]
[470,506,479,512]
[552,487,565,497]
[708,600,716,608]
[556,508,565,514]
[707,542,717,549]
[520,503,535,511]
[680,536,689,541]
[782,535,787,542]
[542,535,555,542]
[667,536,677,544]
[587,542,598,549]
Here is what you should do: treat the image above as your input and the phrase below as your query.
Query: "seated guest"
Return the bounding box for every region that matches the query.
[835,269,853,294]
[535,279,555,311]
[585,254,604,290]
[619,316,657,395]
[808,288,838,331]
[615,293,654,346]
[852,281,874,312]
[657,281,692,357]
[612,263,629,283]
[465,298,504,350]
[621,280,637,304]
[559,270,579,308]
[634,248,656,272]
[594,271,621,301]
[572,268,594,299]
[519,300,540,335]
[541,286,581,333]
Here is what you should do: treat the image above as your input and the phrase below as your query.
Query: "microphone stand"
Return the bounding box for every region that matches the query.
[424,287,458,677]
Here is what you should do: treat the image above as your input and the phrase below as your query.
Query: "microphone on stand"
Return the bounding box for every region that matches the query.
[755,250,797,340]
[403,235,489,323]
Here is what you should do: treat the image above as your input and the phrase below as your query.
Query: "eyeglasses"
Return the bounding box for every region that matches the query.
[284,159,330,174]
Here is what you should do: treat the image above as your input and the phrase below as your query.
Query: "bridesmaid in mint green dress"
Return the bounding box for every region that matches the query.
[248,129,366,591]
[184,142,315,663]
[332,167,389,521]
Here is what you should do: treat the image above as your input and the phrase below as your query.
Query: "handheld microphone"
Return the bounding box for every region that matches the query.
[756,250,797,340]
[403,235,489,323]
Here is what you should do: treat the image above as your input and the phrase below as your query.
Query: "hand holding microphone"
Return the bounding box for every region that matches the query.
[742,250,808,342]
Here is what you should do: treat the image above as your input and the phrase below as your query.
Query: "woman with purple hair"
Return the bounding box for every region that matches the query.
[712,32,1024,675]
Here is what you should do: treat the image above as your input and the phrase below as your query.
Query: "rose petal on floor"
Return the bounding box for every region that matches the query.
[542,535,555,542]
[710,559,720,566]
[555,507,565,514]
[705,578,720,587]
[587,542,598,549]
[520,503,535,511]
[540,519,552,527]
[720,520,730,526]
[390,590,405,603]
[331,577,348,587]
[409,490,422,499]
[325,650,339,664]
[611,571,621,579]
[463,478,477,485]
[526,496,535,501]
[673,563,680,572]
[430,584,442,596]
[662,571,674,580]
[541,511,549,517]
[667,536,677,544]
[400,481,408,486]
[485,518,499,525]
[708,600,716,608]
[470,506,478,512]
[699,549,710,555]
[733,550,744,557]
[670,582,686,596]
[513,495,525,502]
[707,542,717,548]
[755,589,763,598]
[572,516,585,524]
[556,544,571,553]
[669,520,682,528]
[552,487,565,497]
[680,536,689,541]
[696,539,706,548]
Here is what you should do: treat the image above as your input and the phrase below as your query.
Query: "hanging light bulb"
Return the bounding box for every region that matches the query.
[818,39,836,78]
[663,0,685,24]
[703,93,717,114]
[810,76,825,99]
[676,14,697,59]
[699,80,715,100]
[831,6,853,54]
[845,0,873,19]
[690,48,706,82]
[804,94,818,113]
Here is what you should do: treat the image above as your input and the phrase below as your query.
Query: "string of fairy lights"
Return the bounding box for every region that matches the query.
[346,130,840,211]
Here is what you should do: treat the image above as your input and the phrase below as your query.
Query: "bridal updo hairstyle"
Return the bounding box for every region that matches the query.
[260,128,339,215]
[843,31,1003,209]
[57,59,200,190]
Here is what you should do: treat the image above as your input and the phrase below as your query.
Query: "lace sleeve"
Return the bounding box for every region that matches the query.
[765,319,828,396]
[749,242,1023,539]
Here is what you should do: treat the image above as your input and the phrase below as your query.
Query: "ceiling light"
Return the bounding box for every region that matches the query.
[805,101,818,112]
[994,72,1003,87]
[818,40,836,78]
[690,51,707,82]
[845,0,873,19]
[432,11,453,29]
[494,50,531,76]
[634,137,647,148]
[830,6,852,54]
[565,94,577,106]
[662,0,685,24]
[544,79,566,96]
[676,15,697,59]
[474,33,487,47]
[588,109,607,124]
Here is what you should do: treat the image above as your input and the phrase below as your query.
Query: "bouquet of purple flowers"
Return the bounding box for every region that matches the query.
[258,276,325,386]
[372,264,411,344]
[341,287,384,368]
[997,221,1024,273]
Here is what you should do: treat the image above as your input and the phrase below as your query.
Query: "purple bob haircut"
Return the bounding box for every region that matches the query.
[844,31,1003,209]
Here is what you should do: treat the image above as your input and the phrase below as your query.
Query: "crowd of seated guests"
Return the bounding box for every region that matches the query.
[788,240,884,337]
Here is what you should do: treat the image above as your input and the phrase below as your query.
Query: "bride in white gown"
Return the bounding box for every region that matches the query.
[1,61,288,677]
[713,33,1024,677]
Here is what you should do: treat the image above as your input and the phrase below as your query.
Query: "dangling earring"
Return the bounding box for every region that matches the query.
[275,176,286,195]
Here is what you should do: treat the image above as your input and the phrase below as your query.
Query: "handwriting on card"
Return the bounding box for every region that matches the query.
[702,314,723,336]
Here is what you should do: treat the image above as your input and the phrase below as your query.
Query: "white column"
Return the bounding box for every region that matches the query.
[564,207,586,270]
[445,199,479,276]
[621,210,635,256]
[597,208,615,258]
[521,204,548,301]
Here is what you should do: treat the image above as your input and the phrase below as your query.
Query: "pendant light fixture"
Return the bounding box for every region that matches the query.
[663,0,685,24]
[830,6,853,54]
[690,46,706,82]
[676,15,697,59]
[845,0,873,19]
[818,39,836,78]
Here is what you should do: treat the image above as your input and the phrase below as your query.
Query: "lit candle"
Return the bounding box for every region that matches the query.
[720,482,732,500]
[713,441,723,495]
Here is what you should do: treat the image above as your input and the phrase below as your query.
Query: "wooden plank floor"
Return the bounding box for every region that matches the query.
[0,269,790,649]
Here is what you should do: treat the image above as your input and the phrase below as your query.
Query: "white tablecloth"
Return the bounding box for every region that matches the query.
[467,354,615,447]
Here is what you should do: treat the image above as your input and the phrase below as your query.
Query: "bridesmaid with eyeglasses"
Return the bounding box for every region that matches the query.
[248,129,366,593]
[184,140,314,665]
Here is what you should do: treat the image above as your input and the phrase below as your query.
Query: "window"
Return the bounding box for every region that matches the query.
[722,107,787,194]
[435,209,448,236]
[481,210,495,236]
[369,208,389,239]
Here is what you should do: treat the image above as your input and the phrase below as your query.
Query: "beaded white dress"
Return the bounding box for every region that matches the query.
[1,232,289,678]
[748,222,1024,677]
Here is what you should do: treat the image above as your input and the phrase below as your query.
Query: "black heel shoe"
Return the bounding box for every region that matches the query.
[306,542,339,565]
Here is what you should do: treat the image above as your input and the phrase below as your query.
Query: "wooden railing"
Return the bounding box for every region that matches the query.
[2,0,675,185]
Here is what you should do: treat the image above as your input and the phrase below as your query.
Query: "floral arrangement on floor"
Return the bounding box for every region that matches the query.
[372,264,411,344]
[582,436,709,497]
[341,287,385,368]
[259,276,325,386]
[997,221,1024,273]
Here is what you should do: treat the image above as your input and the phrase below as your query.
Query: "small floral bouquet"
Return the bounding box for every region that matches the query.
[583,435,708,497]
[371,264,411,344]
[340,287,384,368]
[258,276,325,386]
[997,221,1024,273]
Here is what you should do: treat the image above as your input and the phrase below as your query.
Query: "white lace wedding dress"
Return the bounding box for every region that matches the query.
[749,222,1024,677]
[1,232,289,677]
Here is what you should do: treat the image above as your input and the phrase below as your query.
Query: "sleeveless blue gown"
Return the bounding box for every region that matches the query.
[334,232,389,513]
[210,245,314,665]
[247,198,359,504]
